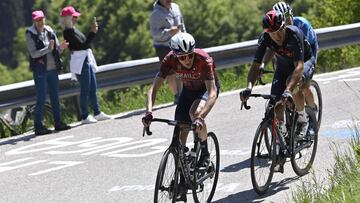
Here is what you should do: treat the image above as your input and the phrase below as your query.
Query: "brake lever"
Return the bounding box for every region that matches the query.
[142,126,152,137]
[241,101,251,110]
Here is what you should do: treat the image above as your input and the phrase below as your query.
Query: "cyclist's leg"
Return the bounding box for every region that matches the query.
[271,64,288,123]
[174,87,193,145]
[292,59,315,112]
[173,87,193,201]
[189,81,220,141]
[301,57,316,109]
[271,63,291,172]
[189,82,220,166]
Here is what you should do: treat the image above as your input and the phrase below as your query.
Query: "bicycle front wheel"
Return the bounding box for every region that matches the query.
[250,120,276,196]
[192,132,220,203]
[154,148,178,203]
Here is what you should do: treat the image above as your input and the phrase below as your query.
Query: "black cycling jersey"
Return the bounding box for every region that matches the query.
[253,25,313,66]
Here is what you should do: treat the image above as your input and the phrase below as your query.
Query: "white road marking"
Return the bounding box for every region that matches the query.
[29,161,83,176]
[339,78,360,82]
[0,157,47,173]
[46,137,134,155]
[316,70,360,82]
[5,136,103,155]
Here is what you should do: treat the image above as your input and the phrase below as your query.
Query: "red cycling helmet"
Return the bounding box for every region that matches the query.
[262,10,285,33]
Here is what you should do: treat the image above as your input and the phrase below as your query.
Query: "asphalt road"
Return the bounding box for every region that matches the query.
[1,67,360,203]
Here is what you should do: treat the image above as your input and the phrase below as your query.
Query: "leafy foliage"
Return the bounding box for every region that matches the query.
[306,0,360,73]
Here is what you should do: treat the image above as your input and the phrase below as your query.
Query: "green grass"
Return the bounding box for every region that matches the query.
[292,123,360,203]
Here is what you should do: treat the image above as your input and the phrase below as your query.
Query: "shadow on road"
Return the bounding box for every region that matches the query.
[221,158,250,172]
[213,175,300,203]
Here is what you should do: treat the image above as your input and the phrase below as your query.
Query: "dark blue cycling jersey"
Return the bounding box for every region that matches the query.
[254,25,316,101]
[254,25,313,68]
[293,16,318,59]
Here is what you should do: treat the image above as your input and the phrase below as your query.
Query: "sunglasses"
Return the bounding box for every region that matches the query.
[177,53,194,61]
[266,24,284,33]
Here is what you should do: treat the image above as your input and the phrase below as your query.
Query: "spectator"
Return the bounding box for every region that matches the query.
[60,6,111,124]
[150,0,186,104]
[25,10,71,135]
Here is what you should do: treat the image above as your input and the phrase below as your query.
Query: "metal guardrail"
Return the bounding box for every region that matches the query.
[1,23,360,111]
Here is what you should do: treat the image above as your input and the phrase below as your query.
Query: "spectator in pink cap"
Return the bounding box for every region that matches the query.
[60,6,111,124]
[25,10,71,135]
[61,6,81,17]
[32,10,45,20]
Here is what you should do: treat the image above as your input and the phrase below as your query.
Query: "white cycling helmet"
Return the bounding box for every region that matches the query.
[273,1,293,16]
[170,32,195,55]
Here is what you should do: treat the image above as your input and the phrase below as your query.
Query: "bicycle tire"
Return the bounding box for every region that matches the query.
[192,132,220,203]
[250,120,276,196]
[154,148,178,203]
[309,80,322,129]
[291,107,319,176]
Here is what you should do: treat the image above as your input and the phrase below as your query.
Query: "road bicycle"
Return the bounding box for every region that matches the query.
[143,118,220,203]
[242,93,319,195]
[258,68,323,129]
[0,103,53,138]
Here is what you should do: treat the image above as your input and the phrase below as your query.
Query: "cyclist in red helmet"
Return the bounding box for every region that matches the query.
[142,32,220,201]
[240,10,316,173]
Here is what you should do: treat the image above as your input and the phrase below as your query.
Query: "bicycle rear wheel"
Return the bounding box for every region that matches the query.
[291,108,318,176]
[250,120,276,196]
[192,132,220,203]
[308,80,322,129]
[154,148,178,203]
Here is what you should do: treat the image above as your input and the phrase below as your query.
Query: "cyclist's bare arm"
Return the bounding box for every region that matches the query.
[146,76,165,113]
[260,49,275,68]
[286,60,304,92]
[247,62,262,90]
[197,79,217,119]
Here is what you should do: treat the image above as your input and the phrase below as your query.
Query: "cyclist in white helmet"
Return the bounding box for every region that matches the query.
[142,32,220,201]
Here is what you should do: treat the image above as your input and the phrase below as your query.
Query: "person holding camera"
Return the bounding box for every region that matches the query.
[150,0,186,104]
[60,6,111,125]
[26,10,71,135]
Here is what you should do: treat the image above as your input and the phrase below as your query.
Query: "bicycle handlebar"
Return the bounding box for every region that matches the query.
[241,94,276,111]
[142,118,195,137]
[258,69,274,86]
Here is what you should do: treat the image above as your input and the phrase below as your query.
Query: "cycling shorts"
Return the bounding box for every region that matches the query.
[175,81,220,122]
[271,56,316,101]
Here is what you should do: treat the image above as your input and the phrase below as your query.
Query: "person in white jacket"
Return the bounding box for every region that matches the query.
[150,0,186,104]
[60,6,111,124]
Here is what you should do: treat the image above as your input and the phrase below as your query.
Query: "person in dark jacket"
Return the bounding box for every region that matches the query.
[25,10,71,135]
[60,6,111,124]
